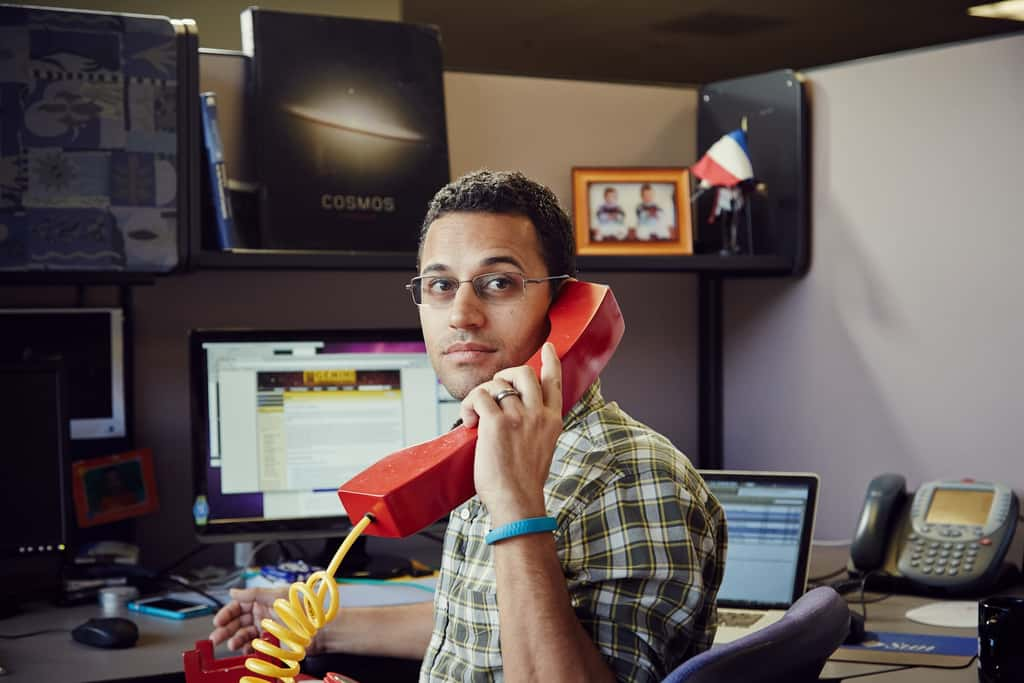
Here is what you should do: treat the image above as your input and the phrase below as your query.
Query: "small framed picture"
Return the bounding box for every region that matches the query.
[572,167,693,256]
[71,448,159,528]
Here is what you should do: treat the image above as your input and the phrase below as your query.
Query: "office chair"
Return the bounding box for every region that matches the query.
[663,586,850,683]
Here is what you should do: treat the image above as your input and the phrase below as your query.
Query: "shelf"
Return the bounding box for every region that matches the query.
[191,250,793,276]
[577,253,795,276]
[694,69,810,278]
[0,271,158,286]
[192,248,417,271]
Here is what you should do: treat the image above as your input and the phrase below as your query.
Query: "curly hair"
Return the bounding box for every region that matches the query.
[418,170,576,292]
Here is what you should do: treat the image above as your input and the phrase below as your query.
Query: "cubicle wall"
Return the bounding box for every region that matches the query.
[723,33,1024,539]
[102,73,698,568]
[11,6,1018,563]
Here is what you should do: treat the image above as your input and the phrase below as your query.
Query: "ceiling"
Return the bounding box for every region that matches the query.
[403,0,1023,86]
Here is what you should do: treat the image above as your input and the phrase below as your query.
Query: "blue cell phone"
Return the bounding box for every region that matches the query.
[128,596,214,620]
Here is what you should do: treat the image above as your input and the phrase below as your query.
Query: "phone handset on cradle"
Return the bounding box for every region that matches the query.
[849,472,1020,596]
[849,473,908,571]
[240,280,624,683]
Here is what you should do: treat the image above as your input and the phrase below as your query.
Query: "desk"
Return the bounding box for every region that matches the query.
[0,579,435,682]
[819,592,978,682]
[2,546,1017,682]
[811,544,1024,683]
[1,600,209,681]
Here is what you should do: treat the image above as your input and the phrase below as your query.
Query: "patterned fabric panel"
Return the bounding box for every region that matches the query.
[0,6,181,272]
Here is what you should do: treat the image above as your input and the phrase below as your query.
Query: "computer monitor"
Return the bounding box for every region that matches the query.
[0,308,126,440]
[0,360,70,559]
[189,328,456,544]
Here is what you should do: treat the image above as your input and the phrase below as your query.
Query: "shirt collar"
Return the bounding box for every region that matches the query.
[562,378,604,429]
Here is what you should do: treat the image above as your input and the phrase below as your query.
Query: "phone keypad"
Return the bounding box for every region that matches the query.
[902,537,986,580]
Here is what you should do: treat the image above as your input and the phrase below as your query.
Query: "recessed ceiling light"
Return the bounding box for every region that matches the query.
[968,0,1024,20]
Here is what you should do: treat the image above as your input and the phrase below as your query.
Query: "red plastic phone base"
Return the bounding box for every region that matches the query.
[337,281,624,538]
[182,637,329,683]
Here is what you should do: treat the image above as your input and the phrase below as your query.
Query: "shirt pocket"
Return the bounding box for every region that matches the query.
[444,582,503,674]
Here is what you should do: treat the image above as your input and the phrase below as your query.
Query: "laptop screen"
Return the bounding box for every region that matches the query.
[701,471,819,610]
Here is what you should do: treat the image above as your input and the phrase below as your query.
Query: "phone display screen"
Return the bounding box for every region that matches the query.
[925,489,994,526]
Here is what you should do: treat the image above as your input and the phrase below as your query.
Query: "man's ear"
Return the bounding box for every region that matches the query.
[551,276,575,304]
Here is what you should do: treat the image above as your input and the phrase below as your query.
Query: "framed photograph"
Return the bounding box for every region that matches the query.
[71,448,159,528]
[572,167,693,256]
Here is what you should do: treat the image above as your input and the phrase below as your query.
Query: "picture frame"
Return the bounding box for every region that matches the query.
[71,448,159,528]
[572,167,693,256]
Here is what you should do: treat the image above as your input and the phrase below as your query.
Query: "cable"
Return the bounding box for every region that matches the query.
[242,513,374,683]
[158,575,224,608]
[336,577,435,593]
[845,593,893,606]
[809,566,848,583]
[154,544,211,578]
[0,628,70,639]
[852,570,891,622]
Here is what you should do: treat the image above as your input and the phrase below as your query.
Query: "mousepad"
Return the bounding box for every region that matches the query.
[830,631,976,668]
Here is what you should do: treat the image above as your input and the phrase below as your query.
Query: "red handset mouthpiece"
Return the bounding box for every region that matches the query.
[337,281,624,537]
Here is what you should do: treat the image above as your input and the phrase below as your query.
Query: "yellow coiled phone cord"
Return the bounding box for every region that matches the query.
[240,513,374,683]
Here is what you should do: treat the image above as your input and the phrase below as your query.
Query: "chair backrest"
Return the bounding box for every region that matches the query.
[663,586,850,683]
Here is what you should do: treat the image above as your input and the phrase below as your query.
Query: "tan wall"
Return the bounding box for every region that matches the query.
[444,72,697,205]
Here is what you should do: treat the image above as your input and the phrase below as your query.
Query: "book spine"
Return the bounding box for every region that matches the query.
[199,91,239,249]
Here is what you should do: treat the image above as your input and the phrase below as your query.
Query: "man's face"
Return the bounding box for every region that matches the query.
[641,187,653,203]
[605,189,617,204]
[418,212,552,400]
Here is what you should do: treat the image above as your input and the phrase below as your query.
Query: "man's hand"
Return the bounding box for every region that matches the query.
[460,342,563,524]
[209,586,327,654]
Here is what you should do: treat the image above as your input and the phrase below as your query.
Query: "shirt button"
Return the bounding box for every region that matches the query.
[459,508,471,521]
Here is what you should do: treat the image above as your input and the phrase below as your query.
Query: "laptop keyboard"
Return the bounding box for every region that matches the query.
[718,611,764,627]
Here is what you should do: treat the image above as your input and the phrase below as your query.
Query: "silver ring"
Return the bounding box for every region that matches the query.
[493,388,521,404]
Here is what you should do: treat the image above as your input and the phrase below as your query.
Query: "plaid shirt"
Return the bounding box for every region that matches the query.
[420,380,727,682]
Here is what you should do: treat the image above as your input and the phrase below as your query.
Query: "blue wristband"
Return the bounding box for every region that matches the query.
[485,516,558,545]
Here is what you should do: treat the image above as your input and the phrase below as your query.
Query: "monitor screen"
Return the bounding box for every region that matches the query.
[190,328,456,542]
[701,471,818,608]
[0,361,70,558]
[0,308,125,440]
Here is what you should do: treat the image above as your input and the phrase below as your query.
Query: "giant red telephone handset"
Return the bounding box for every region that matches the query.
[337,280,625,538]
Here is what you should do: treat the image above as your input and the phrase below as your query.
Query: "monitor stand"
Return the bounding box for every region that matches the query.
[319,536,414,579]
[231,537,417,579]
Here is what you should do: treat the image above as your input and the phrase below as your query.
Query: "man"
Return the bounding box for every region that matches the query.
[210,170,726,682]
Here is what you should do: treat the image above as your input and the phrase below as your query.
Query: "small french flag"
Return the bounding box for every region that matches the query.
[691,129,753,188]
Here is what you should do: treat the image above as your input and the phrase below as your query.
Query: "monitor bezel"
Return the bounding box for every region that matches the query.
[188,327,429,543]
[698,469,820,609]
[0,307,125,440]
[0,359,71,559]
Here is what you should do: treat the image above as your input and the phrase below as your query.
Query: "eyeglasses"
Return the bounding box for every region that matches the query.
[405,271,570,307]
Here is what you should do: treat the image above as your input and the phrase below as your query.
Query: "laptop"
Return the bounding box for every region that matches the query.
[700,470,820,644]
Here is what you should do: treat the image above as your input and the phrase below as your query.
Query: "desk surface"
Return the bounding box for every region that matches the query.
[1,599,210,681]
[812,544,1019,683]
[1,547,1017,682]
[0,579,436,682]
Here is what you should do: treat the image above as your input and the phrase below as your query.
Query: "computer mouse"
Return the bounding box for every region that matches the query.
[844,609,867,645]
[71,617,139,649]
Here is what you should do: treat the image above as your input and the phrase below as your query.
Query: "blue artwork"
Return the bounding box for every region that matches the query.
[0,208,125,270]
[0,6,180,272]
